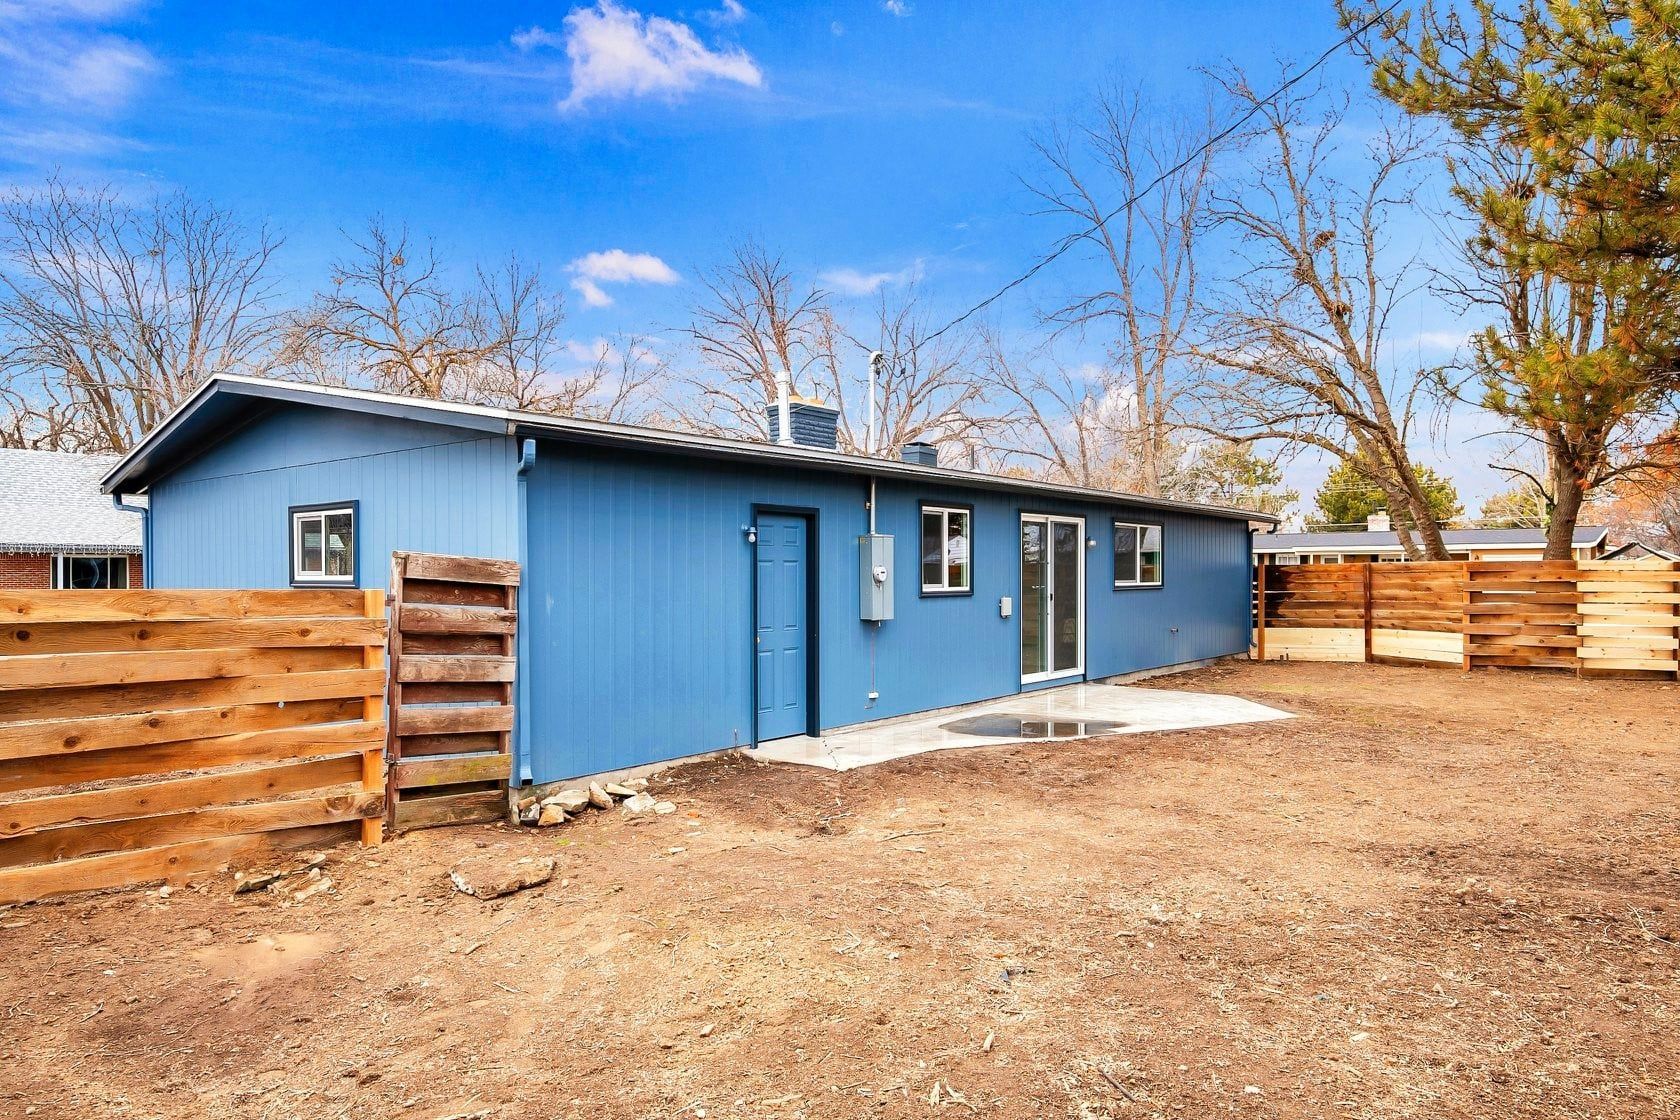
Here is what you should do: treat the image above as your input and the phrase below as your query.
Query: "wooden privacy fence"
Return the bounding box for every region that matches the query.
[387,551,519,831]
[1255,560,1680,678]
[0,589,387,904]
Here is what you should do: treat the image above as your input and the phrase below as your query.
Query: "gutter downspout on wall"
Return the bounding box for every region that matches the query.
[514,439,536,785]
[112,493,151,588]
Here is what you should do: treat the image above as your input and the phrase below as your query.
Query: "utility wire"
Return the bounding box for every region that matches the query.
[912,0,1408,352]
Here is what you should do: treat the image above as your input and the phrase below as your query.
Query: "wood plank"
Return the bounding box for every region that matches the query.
[0,695,380,762]
[0,667,385,724]
[398,604,517,636]
[396,731,504,757]
[0,791,382,868]
[400,633,505,656]
[401,553,521,586]
[0,589,366,624]
[394,705,514,737]
[396,579,508,608]
[0,645,360,691]
[393,789,507,830]
[395,654,516,684]
[0,824,355,905]
[0,755,363,837]
[1471,654,1578,669]
[0,616,386,656]
[0,718,382,795]
[393,753,512,789]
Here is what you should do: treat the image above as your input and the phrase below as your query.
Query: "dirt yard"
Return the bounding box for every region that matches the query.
[2,661,1676,1120]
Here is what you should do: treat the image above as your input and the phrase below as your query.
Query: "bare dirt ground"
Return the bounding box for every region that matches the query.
[2,660,1677,1120]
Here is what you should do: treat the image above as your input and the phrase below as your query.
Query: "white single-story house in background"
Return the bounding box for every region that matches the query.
[1254,515,1609,565]
[0,448,143,590]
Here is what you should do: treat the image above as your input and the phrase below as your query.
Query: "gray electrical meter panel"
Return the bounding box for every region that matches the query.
[858,533,894,621]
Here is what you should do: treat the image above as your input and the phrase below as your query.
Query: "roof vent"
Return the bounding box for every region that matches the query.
[901,442,938,467]
[765,399,839,451]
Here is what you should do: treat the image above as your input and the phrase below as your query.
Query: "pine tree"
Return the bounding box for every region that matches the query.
[1345,0,1680,557]
[1310,458,1462,531]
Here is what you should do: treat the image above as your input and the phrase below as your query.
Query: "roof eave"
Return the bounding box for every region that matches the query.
[509,418,1277,523]
[102,375,1278,524]
[101,375,510,495]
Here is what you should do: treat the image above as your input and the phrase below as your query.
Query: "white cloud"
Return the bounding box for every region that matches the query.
[572,278,614,308]
[567,248,681,309]
[830,21,845,36]
[698,0,748,27]
[882,0,912,15]
[0,0,153,111]
[818,259,924,297]
[515,1,762,111]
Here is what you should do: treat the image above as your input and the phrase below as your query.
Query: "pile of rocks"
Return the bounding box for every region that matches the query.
[515,778,676,827]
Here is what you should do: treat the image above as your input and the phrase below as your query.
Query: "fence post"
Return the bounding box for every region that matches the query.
[1362,562,1373,664]
[1460,562,1473,672]
[1255,558,1268,662]
[360,587,386,847]
[1672,561,1680,682]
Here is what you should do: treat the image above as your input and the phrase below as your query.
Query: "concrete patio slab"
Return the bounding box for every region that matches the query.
[751,680,1294,771]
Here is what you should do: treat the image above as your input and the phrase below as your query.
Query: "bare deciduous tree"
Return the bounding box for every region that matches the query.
[1185,73,1452,559]
[1025,85,1216,494]
[528,334,666,423]
[0,177,282,451]
[301,220,486,401]
[678,240,828,436]
[809,287,993,462]
[979,327,1159,489]
[296,221,653,421]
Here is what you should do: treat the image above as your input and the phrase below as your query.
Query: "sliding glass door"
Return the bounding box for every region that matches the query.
[1020,514,1084,683]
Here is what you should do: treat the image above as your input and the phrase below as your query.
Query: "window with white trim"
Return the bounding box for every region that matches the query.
[1113,521,1163,587]
[290,504,357,586]
[920,504,972,594]
[51,555,129,589]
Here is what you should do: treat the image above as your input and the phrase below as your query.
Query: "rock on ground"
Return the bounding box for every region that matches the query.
[621,792,657,814]
[449,855,556,899]
[542,789,590,814]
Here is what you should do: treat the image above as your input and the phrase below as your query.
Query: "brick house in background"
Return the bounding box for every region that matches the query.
[0,449,143,589]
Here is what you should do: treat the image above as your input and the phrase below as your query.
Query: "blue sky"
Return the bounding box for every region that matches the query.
[0,0,1508,514]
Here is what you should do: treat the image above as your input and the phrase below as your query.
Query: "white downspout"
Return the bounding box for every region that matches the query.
[775,368,794,447]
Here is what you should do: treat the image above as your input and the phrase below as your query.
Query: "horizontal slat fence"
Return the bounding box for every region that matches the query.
[0,589,387,904]
[387,551,519,831]
[1255,560,1680,678]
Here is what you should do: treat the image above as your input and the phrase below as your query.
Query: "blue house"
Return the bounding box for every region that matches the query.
[101,376,1271,786]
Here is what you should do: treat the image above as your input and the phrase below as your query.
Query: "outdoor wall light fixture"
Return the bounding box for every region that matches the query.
[743,524,758,544]
[1086,537,1097,549]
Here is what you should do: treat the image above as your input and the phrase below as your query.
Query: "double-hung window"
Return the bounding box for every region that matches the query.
[290,503,358,587]
[1113,521,1163,587]
[920,504,972,595]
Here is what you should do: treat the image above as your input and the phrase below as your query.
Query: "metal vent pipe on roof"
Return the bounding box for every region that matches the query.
[774,368,794,447]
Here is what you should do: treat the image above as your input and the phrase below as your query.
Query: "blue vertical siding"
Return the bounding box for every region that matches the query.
[141,400,1252,786]
[524,440,1253,783]
[148,404,518,589]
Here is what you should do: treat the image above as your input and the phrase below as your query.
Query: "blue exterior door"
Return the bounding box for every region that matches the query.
[755,512,810,741]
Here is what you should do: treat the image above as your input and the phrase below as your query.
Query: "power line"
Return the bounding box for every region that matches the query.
[913,0,1408,352]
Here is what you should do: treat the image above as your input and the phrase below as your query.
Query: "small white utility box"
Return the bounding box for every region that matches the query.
[858,534,894,621]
